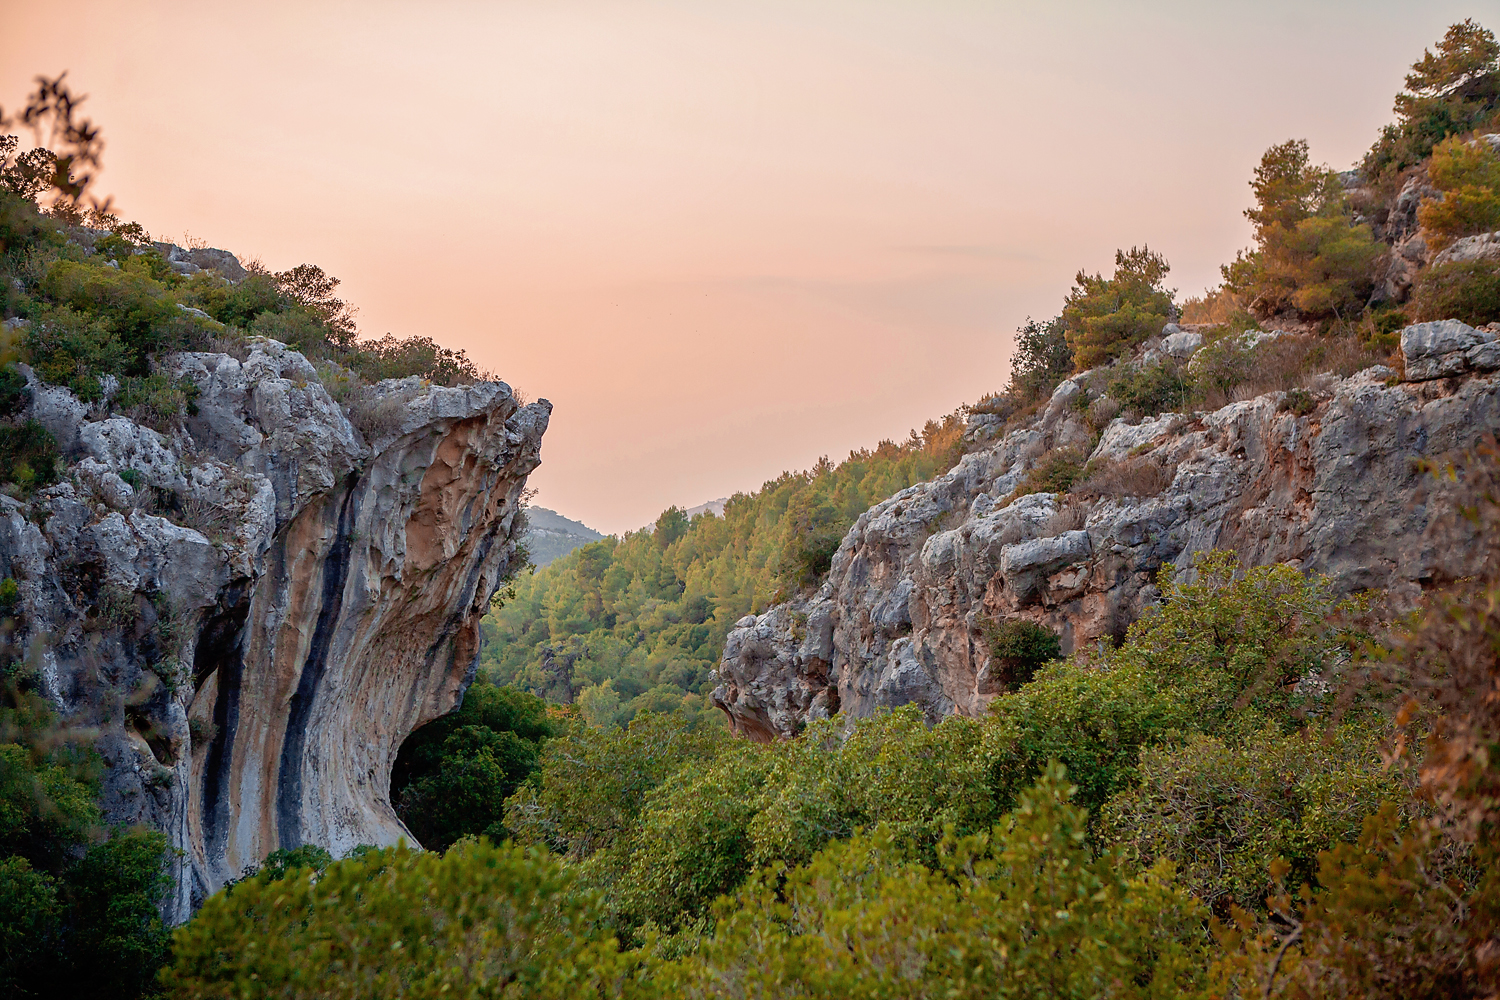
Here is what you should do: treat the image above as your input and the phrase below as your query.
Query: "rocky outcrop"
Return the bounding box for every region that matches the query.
[712,324,1500,741]
[0,339,549,921]
[1402,319,1500,380]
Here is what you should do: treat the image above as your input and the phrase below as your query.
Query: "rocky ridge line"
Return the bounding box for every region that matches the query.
[712,320,1500,741]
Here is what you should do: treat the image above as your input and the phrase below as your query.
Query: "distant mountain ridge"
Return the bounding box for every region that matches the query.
[684,498,728,519]
[524,507,605,567]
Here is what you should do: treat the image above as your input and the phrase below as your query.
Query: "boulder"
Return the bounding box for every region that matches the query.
[1401,320,1499,381]
[1161,330,1204,358]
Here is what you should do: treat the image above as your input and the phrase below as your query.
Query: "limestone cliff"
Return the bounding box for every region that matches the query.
[0,338,548,921]
[713,321,1500,741]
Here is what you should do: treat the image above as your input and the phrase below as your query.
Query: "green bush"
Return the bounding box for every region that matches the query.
[982,617,1062,689]
[1010,315,1074,399]
[1411,259,1500,326]
[1009,446,1088,500]
[1063,246,1175,369]
[0,420,59,493]
[0,365,26,416]
[1101,722,1409,913]
[165,840,615,1000]
[231,844,334,887]
[1107,360,1195,417]
[505,712,730,860]
[23,306,126,400]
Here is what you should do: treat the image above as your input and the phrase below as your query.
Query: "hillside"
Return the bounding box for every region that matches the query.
[522,505,604,567]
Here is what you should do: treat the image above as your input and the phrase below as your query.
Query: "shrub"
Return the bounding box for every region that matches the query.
[504,712,729,860]
[1419,133,1500,249]
[1062,246,1175,369]
[164,840,613,1000]
[0,365,26,416]
[1279,387,1316,416]
[1009,446,1088,500]
[1411,259,1500,325]
[231,844,334,887]
[613,743,771,935]
[1009,315,1073,400]
[1101,722,1410,914]
[1107,360,1195,417]
[0,420,58,494]
[22,306,126,400]
[982,617,1062,689]
[346,333,485,385]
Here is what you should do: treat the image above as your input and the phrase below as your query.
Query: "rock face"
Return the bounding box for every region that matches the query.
[0,339,549,922]
[1402,320,1500,381]
[712,328,1500,741]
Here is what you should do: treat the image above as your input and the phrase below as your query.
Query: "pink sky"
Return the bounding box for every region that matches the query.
[2,2,1477,532]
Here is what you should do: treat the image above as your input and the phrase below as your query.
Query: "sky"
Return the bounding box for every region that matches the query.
[1,1,1481,533]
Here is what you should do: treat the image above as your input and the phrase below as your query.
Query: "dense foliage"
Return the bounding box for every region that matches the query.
[480,415,966,728]
[169,526,1500,997]
[0,621,173,998]
[485,552,1384,952]
[1061,245,1175,369]
[1222,139,1382,322]
[389,684,556,851]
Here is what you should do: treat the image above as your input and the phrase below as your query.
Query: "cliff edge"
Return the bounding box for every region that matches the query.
[0,337,548,921]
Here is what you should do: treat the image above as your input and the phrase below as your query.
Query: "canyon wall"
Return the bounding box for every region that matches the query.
[0,338,548,921]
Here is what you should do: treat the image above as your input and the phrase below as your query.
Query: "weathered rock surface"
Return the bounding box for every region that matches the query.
[712,327,1500,741]
[1402,319,1500,381]
[1433,230,1500,268]
[0,339,549,921]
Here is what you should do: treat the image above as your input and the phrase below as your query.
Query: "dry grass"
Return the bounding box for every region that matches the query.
[349,389,413,441]
[178,496,237,541]
[1195,335,1389,411]
[1073,455,1178,500]
[1042,499,1091,534]
[205,333,251,361]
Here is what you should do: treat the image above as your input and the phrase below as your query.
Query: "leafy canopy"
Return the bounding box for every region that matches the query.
[1367,18,1500,177]
[1222,139,1382,322]
[1062,246,1174,370]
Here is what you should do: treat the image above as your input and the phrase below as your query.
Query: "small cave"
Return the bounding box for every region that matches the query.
[126,703,177,767]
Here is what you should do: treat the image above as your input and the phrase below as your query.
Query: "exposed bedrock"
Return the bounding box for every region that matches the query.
[0,339,549,921]
[713,325,1500,741]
